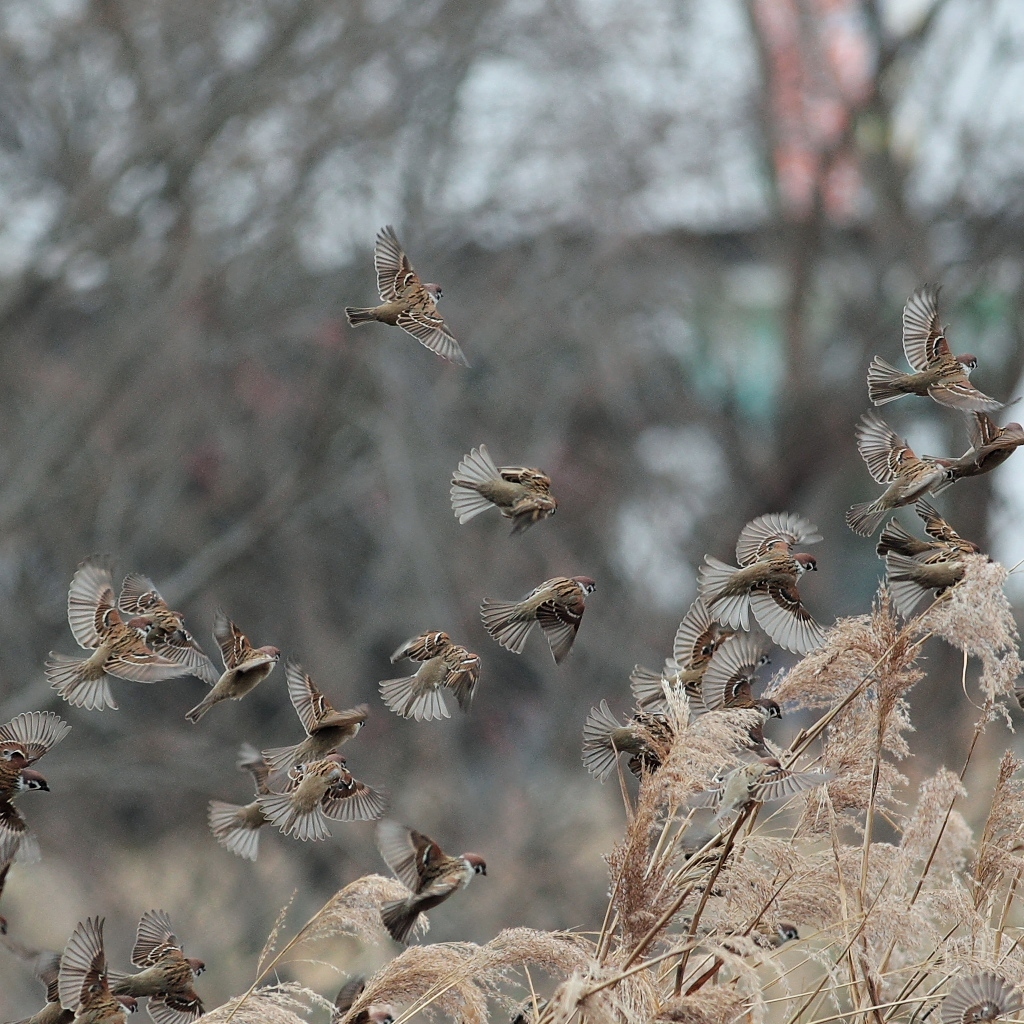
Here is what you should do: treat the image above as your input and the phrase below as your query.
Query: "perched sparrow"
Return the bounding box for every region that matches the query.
[0,767,49,865]
[184,611,280,723]
[937,412,1024,487]
[867,286,1003,411]
[332,976,395,1024]
[380,631,481,721]
[690,758,832,824]
[847,412,951,536]
[257,753,385,842]
[118,575,219,686]
[57,917,129,1024]
[450,445,557,534]
[581,701,670,782]
[46,558,189,711]
[699,634,774,715]
[698,515,825,655]
[375,821,486,943]
[629,598,734,711]
[940,972,1022,1024]
[344,225,468,366]
[109,910,204,1024]
[208,744,271,862]
[263,662,368,773]
[481,576,596,664]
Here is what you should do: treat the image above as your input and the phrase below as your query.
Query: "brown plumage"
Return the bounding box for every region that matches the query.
[0,767,49,864]
[344,225,468,366]
[867,286,1003,411]
[481,576,596,664]
[46,558,189,711]
[581,702,671,781]
[450,445,557,533]
[332,976,395,1024]
[57,917,128,1024]
[208,744,271,862]
[118,574,219,686]
[940,972,1021,1024]
[257,754,385,842]
[698,514,825,655]
[939,412,1024,486]
[380,631,481,721]
[262,661,368,773]
[699,633,775,716]
[690,758,833,824]
[375,821,486,943]
[184,611,280,723]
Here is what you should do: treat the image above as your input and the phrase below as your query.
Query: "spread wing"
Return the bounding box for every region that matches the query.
[700,634,767,712]
[67,558,116,650]
[749,584,827,656]
[753,766,832,804]
[856,412,918,483]
[321,776,387,822]
[902,285,949,370]
[376,821,446,894]
[391,631,451,663]
[374,225,418,302]
[58,916,108,1012]
[213,610,253,670]
[672,597,726,669]
[0,799,31,864]
[0,711,71,764]
[968,411,1000,449]
[395,304,469,367]
[106,635,191,683]
[131,908,181,967]
[735,512,821,566]
[118,573,164,615]
[929,377,1004,413]
[536,599,583,665]
[285,661,329,734]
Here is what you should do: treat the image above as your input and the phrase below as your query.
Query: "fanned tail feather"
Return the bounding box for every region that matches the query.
[480,600,535,653]
[344,307,378,326]
[379,675,450,721]
[581,701,625,782]
[257,792,331,841]
[380,898,420,944]
[629,666,669,710]
[885,552,931,618]
[184,694,217,724]
[846,500,889,537]
[262,743,304,774]
[208,801,262,861]
[697,557,750,630]
[451,446,502,523]
[867,355,907,405]
[45,653,117,711]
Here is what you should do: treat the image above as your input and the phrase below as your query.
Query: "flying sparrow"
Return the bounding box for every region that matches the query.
[380,631,481,721]
[581,702,671,782]
[332,976,395,1024]
[262,662,368,774]
[46,558,190,711]
[867,286,1003,411]
[450,445,557,533]
[937,412,1024,487]
[885,551,968,619]
[0,711,71,772]
[690,758,833,823]
[481,576,596,664]
[699,634,775,716]
[57,917,132,1024]
[846,412,951,536]
[0,767,49,865]
[184,611,280,723]
[258,753,385,842]
[208,744,271,862]
[698,516,826,655]
[344,225,468,366]
[940,972,1022,1024]
[118,574,219,686]
[375,820,486,943]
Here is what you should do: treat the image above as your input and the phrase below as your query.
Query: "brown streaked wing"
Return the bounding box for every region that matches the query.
[374,225,417,302]
[148,992,204,1024]
[106,639,191,684]
[940,972,1022,1024]
[0,710,71,763]
[131,909,180,968]
[334,977,366,1016]
[671,597,722,669]
[213,611,253,670]
[376,821,445,893]
[968,411,1000,449]
[0,800,30,864]
[752,766,832,804]
[749,584,826,656]
[735,512,821,567]
[902,285,949,370]
[856,412,917,484]
[285,661,325,733]
[915,499,959,545]
[536,599,582,665]
[498,466,552,490]
[149,631,220,686]
[930,378,1004,413]
[118,573,163,615]
[67,558,116,650]
[321,778,386,822]
[395,303,469,367]
[57,916,108,1013]
[391,631,451,663]
[700,633,767,712]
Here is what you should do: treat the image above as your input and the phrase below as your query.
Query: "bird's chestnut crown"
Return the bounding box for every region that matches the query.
[463,852,487,874]
[573,576,597,593]
[957,353,978,370]
[794,553,817,571]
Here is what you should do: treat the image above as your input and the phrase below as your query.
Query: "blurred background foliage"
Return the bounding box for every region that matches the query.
[5,0,1024,1012]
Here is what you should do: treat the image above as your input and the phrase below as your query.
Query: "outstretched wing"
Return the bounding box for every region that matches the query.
[902,285,949,370]
[856,412,919,484]
[735,512,821,566]
[374,225,418,302]
[395,304,469,367]
[67,558,116,650]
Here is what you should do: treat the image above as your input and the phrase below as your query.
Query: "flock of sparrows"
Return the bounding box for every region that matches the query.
[3,233,1018,1023]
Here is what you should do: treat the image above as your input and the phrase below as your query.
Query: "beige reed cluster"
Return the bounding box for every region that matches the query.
[5,251,1024,1024]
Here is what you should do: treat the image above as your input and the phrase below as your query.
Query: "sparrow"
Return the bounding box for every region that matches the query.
[877,500,980,561]
[57,917,132,1024]
[0,767,49,865]
[846,412,951,536]
[262,662,368,774]
[698,515,826,655]
[698,634,775,716]
[690,758,833,823]
[331,976,395,1024]
[481,576,596,664]
[109,910,204,1024]
[885,551,968,619]
[380,631,481,721]
[375,820,486,943]
[0,711,71,790]
[117,575,219,686]
[450,445,557,533]
[867,286,1003,411]
[184,611,280,723]
[208,744,271,862]
[257,753,385,842]
[629,598,734,711]
[940,972,1022,1024]
[344,225,468,366]
[937,412,1024,487]
[581,702,671,782]
[46,558,190,711]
